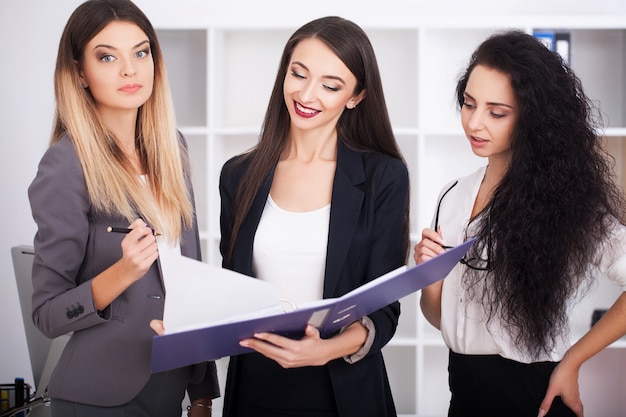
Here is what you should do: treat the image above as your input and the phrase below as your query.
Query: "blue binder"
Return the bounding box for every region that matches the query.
[151,239,474,372]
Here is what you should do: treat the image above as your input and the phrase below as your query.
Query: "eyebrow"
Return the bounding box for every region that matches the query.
[291,61,346,85]
[464,91,514,109]
[92,39,150,51]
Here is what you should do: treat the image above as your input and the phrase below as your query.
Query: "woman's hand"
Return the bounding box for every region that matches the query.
[240,324,332,368]
[538,356,583,417]
[241,321,368,368]
[150,319,165,335]
[91,219,159,310]
[118,218,160,284]
[413,227,448,265]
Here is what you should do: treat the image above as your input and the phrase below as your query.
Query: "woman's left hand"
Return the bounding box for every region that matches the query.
[240,324,330,368]
[150,319,165,335]
[537,358,584,417]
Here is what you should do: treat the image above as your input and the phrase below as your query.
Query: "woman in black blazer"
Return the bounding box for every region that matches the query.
[219,16,409,417]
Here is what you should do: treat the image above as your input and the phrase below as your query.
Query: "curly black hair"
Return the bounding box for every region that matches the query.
[455,30,626,359]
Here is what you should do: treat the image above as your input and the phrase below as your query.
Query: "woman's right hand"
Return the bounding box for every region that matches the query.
[91,218,159,311]
[119,218,159,283]
[413,227,448,265]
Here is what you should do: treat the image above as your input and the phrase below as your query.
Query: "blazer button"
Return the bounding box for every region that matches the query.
[66,309,74,319]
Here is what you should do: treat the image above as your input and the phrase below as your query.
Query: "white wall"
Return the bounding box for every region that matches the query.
[1,0,625,398]
[0,0,83,387]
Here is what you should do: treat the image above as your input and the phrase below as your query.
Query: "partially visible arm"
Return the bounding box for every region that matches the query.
[415,227,449,329]
[30,141,132,338]
[218,158,239,269]
[186,362,219,417]
[30,141,159,338]
[540,225,626,416]
[358,157,409,356]
[420,281,443,330]
[538,291,626,417]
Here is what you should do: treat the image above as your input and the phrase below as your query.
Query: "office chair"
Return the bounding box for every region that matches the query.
[10,246,69,417]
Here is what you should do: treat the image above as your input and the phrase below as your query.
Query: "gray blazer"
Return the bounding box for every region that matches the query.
[28,135,218,406]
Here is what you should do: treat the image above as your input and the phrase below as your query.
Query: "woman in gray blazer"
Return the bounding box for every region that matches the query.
[28,1,218,416]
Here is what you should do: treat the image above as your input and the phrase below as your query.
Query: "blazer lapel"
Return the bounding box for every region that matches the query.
[234,164,276,276]
[324,142,365,297]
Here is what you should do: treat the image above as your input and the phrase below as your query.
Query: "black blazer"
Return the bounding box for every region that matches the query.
[219,141,409,417]
[29,135,218,406]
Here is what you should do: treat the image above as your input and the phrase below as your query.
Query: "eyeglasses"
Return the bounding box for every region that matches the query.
[434,181,494,271]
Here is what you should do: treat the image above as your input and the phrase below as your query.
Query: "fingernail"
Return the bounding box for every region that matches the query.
[537,409,546,417]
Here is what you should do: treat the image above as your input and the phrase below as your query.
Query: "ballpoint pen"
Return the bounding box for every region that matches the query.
[107,226,161,236]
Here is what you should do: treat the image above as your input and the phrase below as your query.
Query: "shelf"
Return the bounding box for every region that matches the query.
[153,20,626,417]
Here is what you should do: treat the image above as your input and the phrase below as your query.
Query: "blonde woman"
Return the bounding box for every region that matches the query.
[28,1,218,416]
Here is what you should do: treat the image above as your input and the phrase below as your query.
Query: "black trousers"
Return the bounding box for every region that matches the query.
[448,350,577,417]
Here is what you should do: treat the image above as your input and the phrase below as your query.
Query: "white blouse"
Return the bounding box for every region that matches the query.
[252,195,330,308]
[434,166,626,363]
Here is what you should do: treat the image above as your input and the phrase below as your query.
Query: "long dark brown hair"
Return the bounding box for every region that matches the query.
[224,16,408,265]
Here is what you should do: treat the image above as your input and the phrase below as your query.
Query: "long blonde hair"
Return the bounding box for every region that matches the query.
[52,0,193,240]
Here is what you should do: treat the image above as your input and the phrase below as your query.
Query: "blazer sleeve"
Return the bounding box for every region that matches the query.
[363,156,409,356]
[219,166,233,268]
[218,155,245,269]
[29,139,106,338]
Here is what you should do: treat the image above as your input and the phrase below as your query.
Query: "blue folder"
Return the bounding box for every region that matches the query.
[151,238,474,372]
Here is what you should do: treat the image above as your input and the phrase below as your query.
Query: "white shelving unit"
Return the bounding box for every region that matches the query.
[155,15,626,417]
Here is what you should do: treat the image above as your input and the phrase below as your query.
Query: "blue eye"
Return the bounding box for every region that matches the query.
[136,49,150,59]
[100,54,115,63]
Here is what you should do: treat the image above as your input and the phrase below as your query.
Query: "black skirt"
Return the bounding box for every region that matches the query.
[448,350,577,417]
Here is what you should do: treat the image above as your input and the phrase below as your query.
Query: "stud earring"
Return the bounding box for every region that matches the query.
[80,82,87,89]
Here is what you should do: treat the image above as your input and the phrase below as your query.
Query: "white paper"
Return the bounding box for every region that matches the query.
[158,241,280,334]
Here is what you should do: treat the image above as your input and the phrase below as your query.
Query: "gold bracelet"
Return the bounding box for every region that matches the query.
[187,403,212,411]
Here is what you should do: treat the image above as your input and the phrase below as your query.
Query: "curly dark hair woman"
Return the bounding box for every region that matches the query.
[414,30,626,417]
[456,30,626,358]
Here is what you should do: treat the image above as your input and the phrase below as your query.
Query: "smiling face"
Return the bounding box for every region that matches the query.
[283,37,365,135]
[78,21,154,119]
[461,65,518,165]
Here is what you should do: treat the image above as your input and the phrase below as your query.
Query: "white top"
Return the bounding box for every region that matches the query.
[435,166,626,363]
[252,195,330,308]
